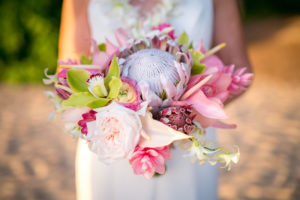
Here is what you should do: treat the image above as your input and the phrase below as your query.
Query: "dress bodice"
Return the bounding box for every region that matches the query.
[88,0,214,49]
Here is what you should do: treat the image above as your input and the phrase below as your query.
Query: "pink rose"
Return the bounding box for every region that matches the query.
[86,102,142,164]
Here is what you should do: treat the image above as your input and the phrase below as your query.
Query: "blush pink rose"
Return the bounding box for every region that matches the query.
[86,102,142,164]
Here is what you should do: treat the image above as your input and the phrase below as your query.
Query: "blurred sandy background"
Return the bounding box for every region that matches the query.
[0,1,300,200]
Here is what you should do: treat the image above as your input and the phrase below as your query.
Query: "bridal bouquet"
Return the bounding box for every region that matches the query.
[44,24,253,179]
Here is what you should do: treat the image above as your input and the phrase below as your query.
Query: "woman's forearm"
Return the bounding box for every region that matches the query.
[213,0,253,104]
[213,0,252,71]
[58,0,91,63]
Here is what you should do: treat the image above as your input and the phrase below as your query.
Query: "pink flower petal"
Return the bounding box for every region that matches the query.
[115,28,129,46]
[181,74,213,100]
[214,91,230,102]
[212,73,232,92]
[62,107,90,123]
[160,75,177,99]
[91,39,109,71]
[201,55,224,72]
[195,40,206,53]
[144,169,156,179]
[151,155,165,174]
[157,147,171,160]
[213,121,237,129]
[193,111,217,128]
[184,90,228,119]
[105,38,119,55]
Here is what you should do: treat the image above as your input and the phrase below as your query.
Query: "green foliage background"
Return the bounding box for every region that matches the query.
[0,0,61,83]
[0,0,299,83]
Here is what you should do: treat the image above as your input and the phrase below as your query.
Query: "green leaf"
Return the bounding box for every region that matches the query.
[191,50,206,75]
[178,32,189,45]
[191,50,204,61]
[107,76,122,99]
[80,55,92,64]
[188,42,194,50]
[87,98,111,109]
[191,63,206,75]
[104,55,120,87]
[98,43,106,52]
[67,69,90,92]
[62,92,97,108]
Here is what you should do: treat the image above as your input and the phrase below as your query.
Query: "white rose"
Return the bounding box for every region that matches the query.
[86,102,142,164]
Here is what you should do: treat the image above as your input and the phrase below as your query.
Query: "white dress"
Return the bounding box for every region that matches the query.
[76,0,218,199]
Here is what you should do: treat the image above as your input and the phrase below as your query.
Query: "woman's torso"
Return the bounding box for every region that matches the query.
[88,0,214,49]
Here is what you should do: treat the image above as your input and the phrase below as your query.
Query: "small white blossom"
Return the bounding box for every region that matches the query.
[43,68,56,85]
[88,76,108,98]
[64,123,83,139]
[216,146,240,171]
[44,91,64,120]
[184,138,218,165]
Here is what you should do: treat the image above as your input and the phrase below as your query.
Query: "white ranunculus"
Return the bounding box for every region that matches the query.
[86,102,142,164]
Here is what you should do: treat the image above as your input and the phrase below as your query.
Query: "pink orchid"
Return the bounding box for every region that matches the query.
[55,78,71,100]
[57,59,78,78]
[152,23,176,40]
[129,145,171,179]
[78,110,97,135]
[58,59,78,65]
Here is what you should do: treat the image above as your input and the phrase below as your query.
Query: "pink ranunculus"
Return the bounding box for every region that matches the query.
[129,145,171,179]
[152,23,175,40]
[117,77,142,111]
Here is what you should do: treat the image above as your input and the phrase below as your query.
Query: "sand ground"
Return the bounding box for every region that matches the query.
[0,16,299,200]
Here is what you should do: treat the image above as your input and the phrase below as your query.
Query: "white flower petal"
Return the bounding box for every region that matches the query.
[139,112,191,148]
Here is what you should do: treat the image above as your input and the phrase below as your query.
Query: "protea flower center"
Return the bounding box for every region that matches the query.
[122,49,179,95]
[156,106,195,134]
